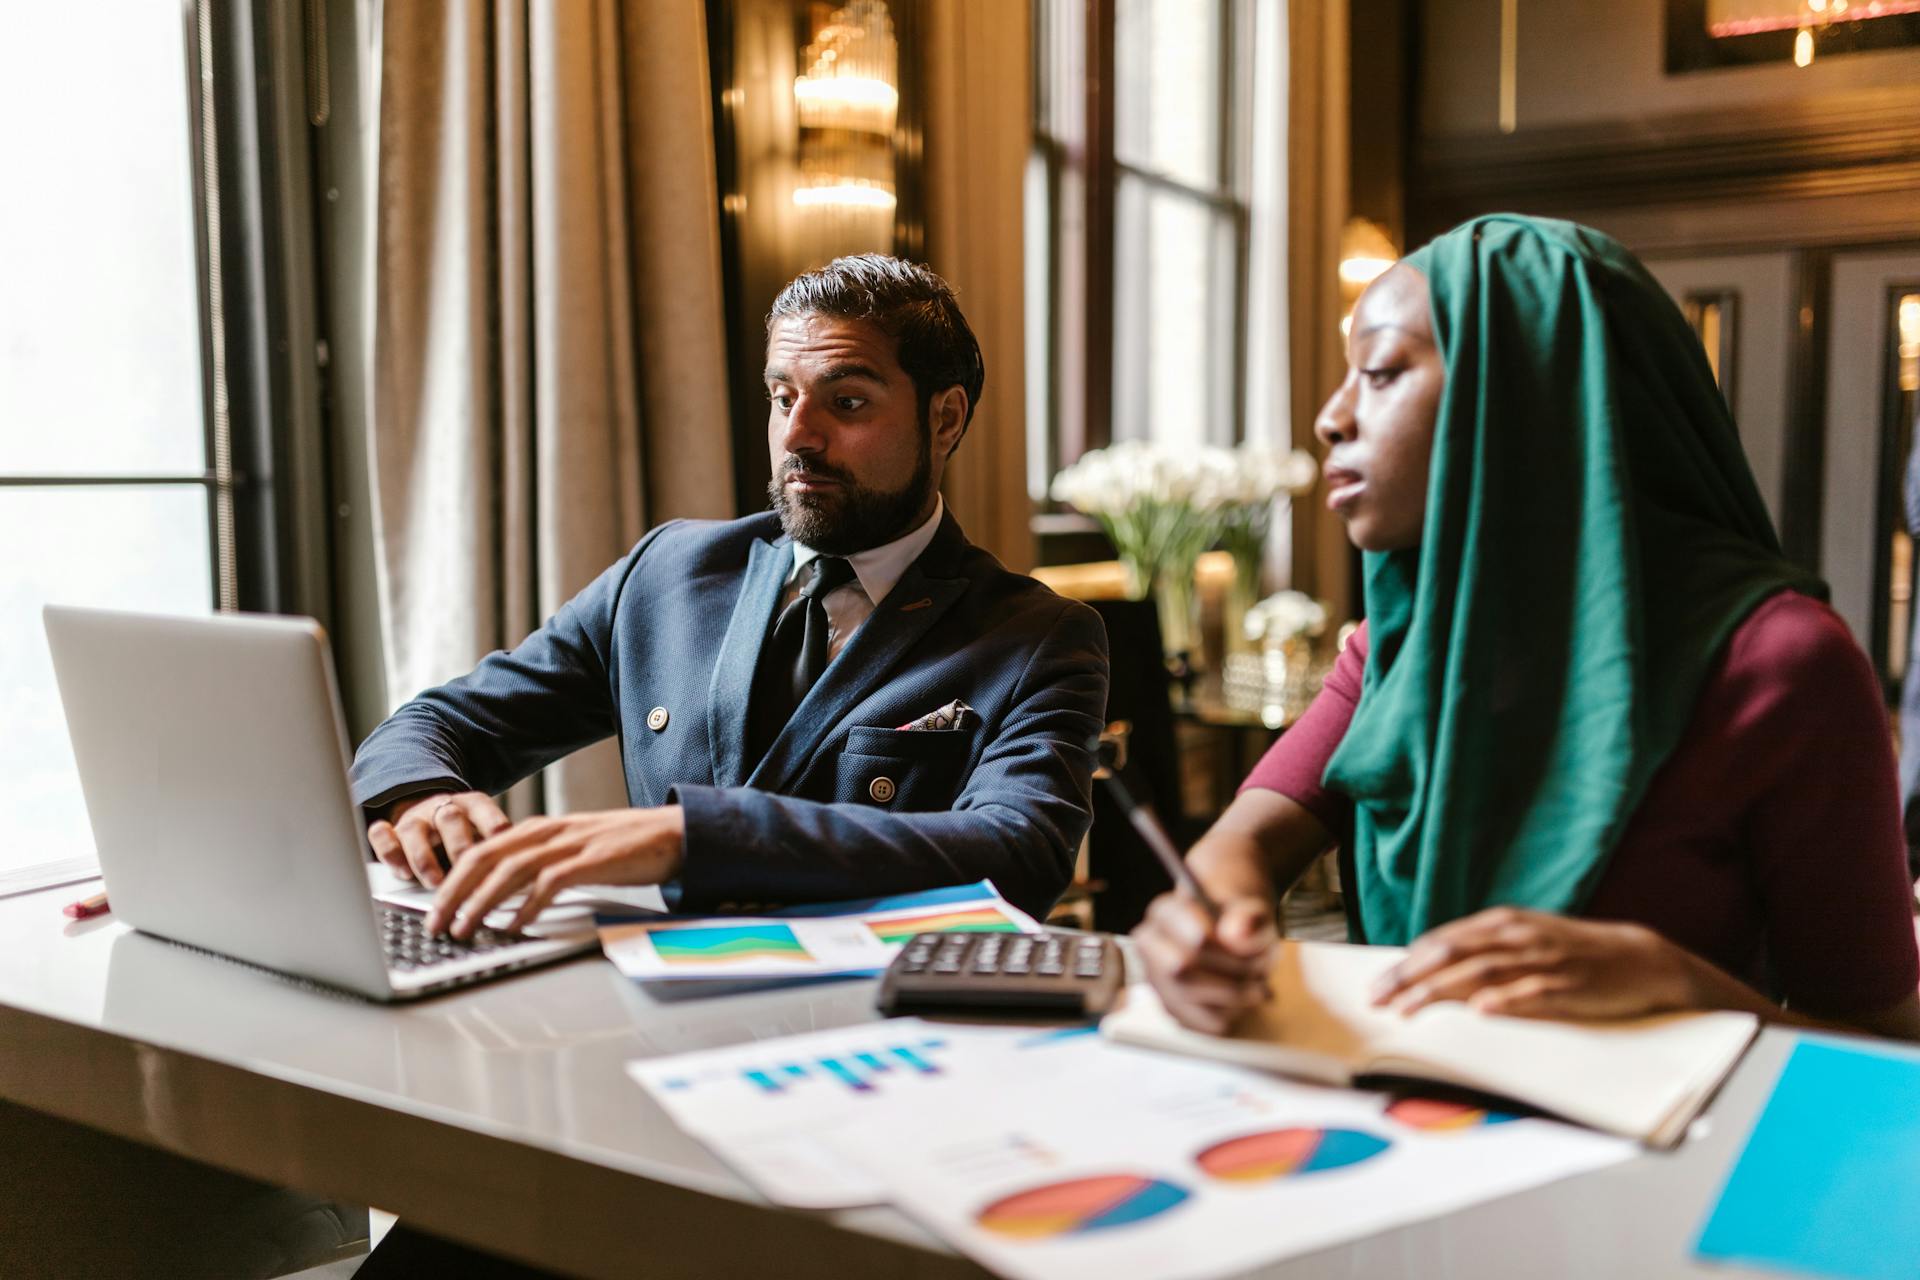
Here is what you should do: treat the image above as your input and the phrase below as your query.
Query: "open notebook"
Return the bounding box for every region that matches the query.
[1102,940,1758,1147]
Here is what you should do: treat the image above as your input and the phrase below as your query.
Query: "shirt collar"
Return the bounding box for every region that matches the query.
[791,494,944,606]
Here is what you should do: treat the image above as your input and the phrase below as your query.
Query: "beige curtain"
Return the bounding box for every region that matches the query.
[370,1,732,814]
[923,0,1034,573]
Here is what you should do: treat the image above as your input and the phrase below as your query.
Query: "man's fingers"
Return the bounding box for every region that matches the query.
[464,794,513,840]
[505,855,596,934]
[367,821,412,878]
[396,815,446,888]
[426,818,557,930]
[434,805,479,862]
[451,848,555,939]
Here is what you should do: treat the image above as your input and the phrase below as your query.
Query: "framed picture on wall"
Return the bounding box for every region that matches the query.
[1666,0,1920,72]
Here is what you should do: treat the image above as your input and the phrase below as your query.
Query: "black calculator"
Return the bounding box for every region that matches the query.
[875,930,1126,1017]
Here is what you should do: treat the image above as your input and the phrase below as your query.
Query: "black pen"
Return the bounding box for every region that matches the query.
[1088,733,1221,920]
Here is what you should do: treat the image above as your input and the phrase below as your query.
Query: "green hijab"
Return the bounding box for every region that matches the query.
[1321,215,1823,946]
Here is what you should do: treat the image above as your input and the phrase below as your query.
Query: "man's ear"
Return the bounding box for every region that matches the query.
[930,385,969,458]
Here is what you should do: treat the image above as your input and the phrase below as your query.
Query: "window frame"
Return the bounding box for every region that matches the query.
[1030,0,1258,491]
[0,2,242,611]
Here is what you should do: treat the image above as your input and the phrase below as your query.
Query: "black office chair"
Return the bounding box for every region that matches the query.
[1085,599,1193,933]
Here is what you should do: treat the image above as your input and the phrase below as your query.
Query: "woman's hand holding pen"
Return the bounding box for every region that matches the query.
[1133,893,1278,1035]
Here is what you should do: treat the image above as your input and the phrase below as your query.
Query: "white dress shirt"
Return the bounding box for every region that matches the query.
[783,495,945,664]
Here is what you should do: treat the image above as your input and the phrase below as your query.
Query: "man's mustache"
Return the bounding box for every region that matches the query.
[778,456,855,485]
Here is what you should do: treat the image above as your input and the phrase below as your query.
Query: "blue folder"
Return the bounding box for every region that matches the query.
[1694,1037,1920,1280]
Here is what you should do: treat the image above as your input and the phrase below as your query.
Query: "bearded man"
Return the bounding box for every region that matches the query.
[349,254,1110,936]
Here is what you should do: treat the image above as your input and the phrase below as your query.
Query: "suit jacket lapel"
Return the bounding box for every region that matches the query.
[708,534,790,788]
[749,514,971,793]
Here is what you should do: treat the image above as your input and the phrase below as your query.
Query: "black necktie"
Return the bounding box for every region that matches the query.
[747,556,857,764]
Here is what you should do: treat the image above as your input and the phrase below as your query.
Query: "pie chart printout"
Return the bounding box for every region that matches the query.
[1385,1097,1524,1132]
[1195,1128,1392,1182]
[975,1174,1192,1239]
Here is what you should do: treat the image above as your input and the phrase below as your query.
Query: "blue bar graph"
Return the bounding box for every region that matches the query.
[890,1046,942,1075]
[854,1052,892,1073]
[817,1057,874,1092]
[743,1069,783,1094]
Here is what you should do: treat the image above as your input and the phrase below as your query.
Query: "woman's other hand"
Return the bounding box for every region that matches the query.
[1370,907,1696,1020]
[1133,892,1279,1034]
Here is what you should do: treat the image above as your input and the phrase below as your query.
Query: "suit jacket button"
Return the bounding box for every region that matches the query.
[869,776,896,803]
[647,706,670,732]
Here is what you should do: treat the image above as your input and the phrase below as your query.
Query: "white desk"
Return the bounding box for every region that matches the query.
[0,882,1791,1278]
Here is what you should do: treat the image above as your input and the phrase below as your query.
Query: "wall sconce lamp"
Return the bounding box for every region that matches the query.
[1337,217,1400,336]
[793,0,900,214]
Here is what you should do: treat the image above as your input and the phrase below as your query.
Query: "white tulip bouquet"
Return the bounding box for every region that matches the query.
[1050,441,1317,662]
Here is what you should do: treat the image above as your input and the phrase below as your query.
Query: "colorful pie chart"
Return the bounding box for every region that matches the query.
[1385,1097,1522,1132]
[976,1174,1191,1239]
[1195,1127,1390,1182]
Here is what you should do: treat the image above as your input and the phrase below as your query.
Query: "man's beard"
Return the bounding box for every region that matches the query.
[767,430,934,555]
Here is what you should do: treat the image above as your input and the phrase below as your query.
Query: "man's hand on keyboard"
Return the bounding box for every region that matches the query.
[425,806,687,939]
[368,791,512,889]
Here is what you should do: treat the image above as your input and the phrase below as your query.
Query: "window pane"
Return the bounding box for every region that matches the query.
[0,5,204,475]
[1114,0,1223,190]
[1112,179,1234,451]
[0,487,212,875]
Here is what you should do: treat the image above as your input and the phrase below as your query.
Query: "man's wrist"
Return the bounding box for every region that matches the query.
[658,804,688,879]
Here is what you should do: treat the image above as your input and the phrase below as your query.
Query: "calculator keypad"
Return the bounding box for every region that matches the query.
[876,930,1125,1017]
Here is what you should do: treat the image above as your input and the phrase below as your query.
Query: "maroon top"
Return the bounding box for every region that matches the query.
[1246,591,1920,1016]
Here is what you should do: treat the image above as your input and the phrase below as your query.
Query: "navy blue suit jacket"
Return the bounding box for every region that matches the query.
[349,510,1110,918]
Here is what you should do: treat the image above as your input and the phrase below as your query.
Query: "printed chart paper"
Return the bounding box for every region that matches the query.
[1695,1038,1920,1280]
[833,1052,1636,1280]
[598,880,1041,982]
[627,1020,1114,1207]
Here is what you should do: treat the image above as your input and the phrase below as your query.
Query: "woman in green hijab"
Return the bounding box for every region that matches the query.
[1135,215,1920,1041]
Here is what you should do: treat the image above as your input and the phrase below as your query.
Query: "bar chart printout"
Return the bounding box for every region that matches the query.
[629,1019,1115,1209]
[655,1035,951,1099]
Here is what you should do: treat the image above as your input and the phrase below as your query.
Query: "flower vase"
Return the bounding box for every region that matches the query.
[1155,560,1201,681]
[1222,552,1263,659]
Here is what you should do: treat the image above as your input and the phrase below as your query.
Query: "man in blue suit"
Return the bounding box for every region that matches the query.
[351,255,1109,938]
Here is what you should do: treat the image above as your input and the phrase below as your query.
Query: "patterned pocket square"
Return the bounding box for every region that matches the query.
[897,699,977,732]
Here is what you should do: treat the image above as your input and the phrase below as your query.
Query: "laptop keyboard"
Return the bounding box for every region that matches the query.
[378,904,519,971]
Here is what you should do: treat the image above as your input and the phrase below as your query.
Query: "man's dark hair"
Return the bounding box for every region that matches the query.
[766,254,986,438]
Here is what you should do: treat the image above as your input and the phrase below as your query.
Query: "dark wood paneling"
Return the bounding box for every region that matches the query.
[1410,88,1920,243]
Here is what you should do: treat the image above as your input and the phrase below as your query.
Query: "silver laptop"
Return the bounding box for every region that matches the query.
[42,605,596,1001]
